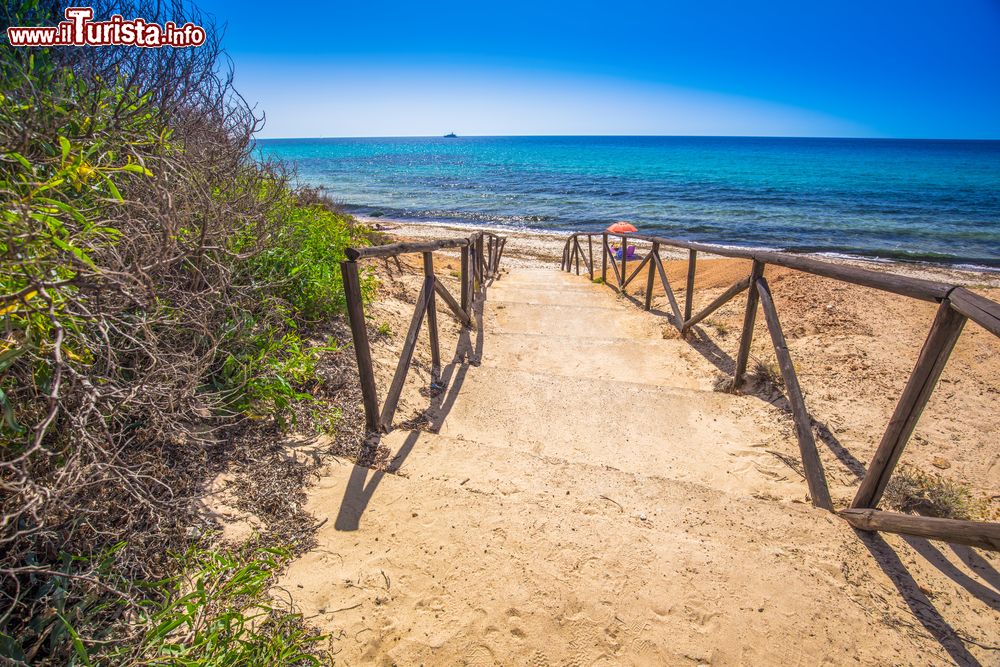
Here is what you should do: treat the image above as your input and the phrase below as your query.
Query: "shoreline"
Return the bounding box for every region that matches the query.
[358,215,1000,288]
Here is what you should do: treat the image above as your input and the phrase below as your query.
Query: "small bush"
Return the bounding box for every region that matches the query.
[883,464,985,520]
[245,204,376,321]
[0,0,378,661]
[750,357,784,389]
[111,545,327,666]
[706,319,731,337]
[712,374,735,393]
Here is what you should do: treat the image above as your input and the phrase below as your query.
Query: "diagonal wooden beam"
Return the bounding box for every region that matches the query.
[681,277,750,334]
[621,253,652,290]
[576,237,593,277]
[434,278,472,326]
[756,277,832,510]
[603,235,622,288]
[379,276,432,430]
[851,299,967,509]
[652,251,684,329]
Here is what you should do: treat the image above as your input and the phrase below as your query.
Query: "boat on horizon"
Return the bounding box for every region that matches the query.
[443,132,458,138]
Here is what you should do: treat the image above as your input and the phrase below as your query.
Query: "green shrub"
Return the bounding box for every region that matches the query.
[213,309,343,427]
[0,1,382,661]
[246,204,376,321]
[884,464,985,520]
[107,545,326,666]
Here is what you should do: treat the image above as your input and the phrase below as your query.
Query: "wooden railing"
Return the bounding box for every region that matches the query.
[341,231,506,433]
[562,231,1000,551]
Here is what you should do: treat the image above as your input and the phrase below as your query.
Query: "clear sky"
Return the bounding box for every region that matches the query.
[195,0,1000,139]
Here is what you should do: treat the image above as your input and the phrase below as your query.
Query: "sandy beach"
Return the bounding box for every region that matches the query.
[358,219,1000,500]
[275,220,1000,664]
[363,217,1000,289]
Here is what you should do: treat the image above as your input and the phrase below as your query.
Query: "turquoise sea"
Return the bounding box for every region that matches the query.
[258,136,1000,268]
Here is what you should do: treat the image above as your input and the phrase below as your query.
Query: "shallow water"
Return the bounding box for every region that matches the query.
[259,136,1000,268]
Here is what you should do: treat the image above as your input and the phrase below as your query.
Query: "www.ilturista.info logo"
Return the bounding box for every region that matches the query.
[6,7,206,47]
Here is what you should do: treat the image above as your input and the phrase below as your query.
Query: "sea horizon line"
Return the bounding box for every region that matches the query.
[256,134,1000,142]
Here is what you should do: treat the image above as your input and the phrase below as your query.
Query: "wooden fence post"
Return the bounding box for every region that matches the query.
[460,245,470,316]
[620,234,628,293]
[733,260,765,388]
[851,300,967,509]
[601,233,608,283]
[588,235,594,281]
[489,236,497,277]
[756,277,832,509]
[423,252,441,381]
[340,260,380,432]
[681,277,749,335]
[477,232,485,290]
[644,242,658,311]
[685,249,697,321]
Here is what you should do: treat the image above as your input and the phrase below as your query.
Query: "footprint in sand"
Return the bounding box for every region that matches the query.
[466,643,498,666]
[527,649,551,667]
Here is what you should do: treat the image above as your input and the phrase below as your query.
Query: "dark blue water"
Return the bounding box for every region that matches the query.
[258,136,1000,268]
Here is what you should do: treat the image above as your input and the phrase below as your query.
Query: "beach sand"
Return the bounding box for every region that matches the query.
[279,221,999,663]
[363,219,1000,500]
[364,218,1000,288]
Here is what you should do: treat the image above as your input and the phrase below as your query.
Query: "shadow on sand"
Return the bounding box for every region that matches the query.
[334,273,998,662]
[628,281,997,664]
[333,290,487,532]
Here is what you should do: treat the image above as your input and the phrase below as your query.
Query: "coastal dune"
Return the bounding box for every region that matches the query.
[279,225,999,664]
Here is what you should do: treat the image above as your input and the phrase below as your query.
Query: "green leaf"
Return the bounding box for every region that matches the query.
[52,237,97,269]
[120,163,153,177]
[59,135,71,163]
[102,174,123,202]
[54,612,92,667]
[6,152,32,171]
[0,633,27,663]
[35,197,87,226]
[0,346,27,372]
[0,387,26,435]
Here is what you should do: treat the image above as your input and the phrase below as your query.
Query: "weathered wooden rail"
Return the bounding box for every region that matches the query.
[342,231,506,433]
[562,231,1000,550]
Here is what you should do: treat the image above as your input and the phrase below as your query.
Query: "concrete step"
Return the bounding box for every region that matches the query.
[376,429,800,505]
[488,284,621,307]
[492,269,588,287]
[429,367,803,496]
[478,332,713,390]
[488,301,662,339]
[282,434,867,666]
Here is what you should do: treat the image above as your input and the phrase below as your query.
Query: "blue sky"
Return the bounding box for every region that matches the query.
[196,0,1000,139]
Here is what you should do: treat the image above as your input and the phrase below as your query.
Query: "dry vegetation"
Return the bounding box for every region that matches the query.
[1,1,379,662]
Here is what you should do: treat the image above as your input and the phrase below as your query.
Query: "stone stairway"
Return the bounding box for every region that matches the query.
[278,268,960,665]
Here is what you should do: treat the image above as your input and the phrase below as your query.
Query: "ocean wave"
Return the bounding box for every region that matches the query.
[262,137,1000,269]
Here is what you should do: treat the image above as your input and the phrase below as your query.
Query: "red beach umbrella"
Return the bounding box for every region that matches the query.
[606,221,637,234]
